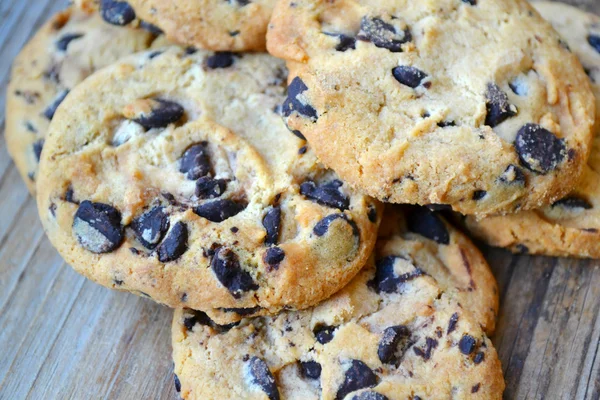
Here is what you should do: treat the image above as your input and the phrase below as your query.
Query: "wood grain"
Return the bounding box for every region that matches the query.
[0,1,599,399]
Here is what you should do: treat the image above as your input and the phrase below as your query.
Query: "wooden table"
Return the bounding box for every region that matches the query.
[1,0,599,398]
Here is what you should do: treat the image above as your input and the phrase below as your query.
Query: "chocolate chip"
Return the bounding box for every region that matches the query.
[206,52,235,69]
[335,360,378,400]
[131,98,184,129]
[43,90,69,120]
[357,16,411,52]
[300,180,349,210]
[195,177,227,199]
[282,77,318,120]
[314,324,337,344]
[371,256,425,293]
[299,361,322,379]
[474,351,485,364]
[263,206,281,246]
[459,335,476,355]
[324,32,356,51]
[472,190,487,201]
[247,357,280,400]
[472,383,481,393]
[413,337,438,360]
[447,312,459,334]
[220,306,262,316]
[264,247,285,270]
[157,221,188,262]
[172,374,181,394]
[588,34,600,54]
[499,164,525,185]
[515,123,566,174]
[298,146,307,154]
[140,20,163,35]
[290,129,307,140]
[56,33,84,51]
[367,204,378,223]
[485,83,517,127]
[406,206,450,245]
[73,201,124,253]
[462,0,476,5]
[211,247,258,298]
[551,196,592,210]
[392,66,428,88]
[180,143,211,180]
[352,392,389,400]
[131,206,169,249]
[100,0,136,26]
[194,199,247,222]
[378,325,411,365]
[183,310,213,331]
[313,213,359,239]
[33,139,44,161]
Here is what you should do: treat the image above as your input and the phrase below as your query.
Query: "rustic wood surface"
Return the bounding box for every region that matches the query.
[1,0,600,399]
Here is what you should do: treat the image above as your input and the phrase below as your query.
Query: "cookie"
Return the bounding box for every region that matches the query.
[266,0,596,216]
[127,0,274,51]
[463,2,600,258]
[5,1,157,194]
[172,207,503,399]
[36,46,381,316]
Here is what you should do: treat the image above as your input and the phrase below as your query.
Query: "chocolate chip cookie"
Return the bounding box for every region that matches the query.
[267,0,596,216]
[6,1,157,194]
[36,46,381,316]
[172,207,503,399]
[464,2,600,258]
[128,0,275,51]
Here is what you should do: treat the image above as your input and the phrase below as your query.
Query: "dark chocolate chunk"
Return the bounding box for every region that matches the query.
[290,129,307,140]
[174,374,181,393]
[43,90,69,120]
[313,213,359,238]
[131,98,184,129]
[472,383,481,393]
[194,199,247,222]
[462,0,476,4]
[140,20,163,35]
[298,146,307,155]
[392,66,428,88]
[180,143,211,180]
[183,310,213,331]
[131,206,169,249]
[367,204,378,223]
[195,177,227,199]
[515,123,566,174]
[335,360,378,400]
[56,33,84,51]
[405,206,450,245]
[413,337,438,360]
[485,83,517,127]
[73,201,124,253]
[157,221,188,262]
[371,256,425,293]
[300,180,349,210]
[282,77,318,120]
[33,139,44,161]
[474,351,485,364]
[357,16,411,52]
[447,312,459,334]
[472,190,487,201]
[211,247,258,298]
[378,325,411,365]
[314,324,337,344]
[499,164,526,185]
[263,206,281,245]
[324,32,356,51]
[551,196,592,210]
[459,335,476,355]
[100,0,136,26]
[352,392,389,400]
[247,357,280,400]
[264,246,285,269]
[220,306,262,316]
[299,361,322,380]
[206,52,235,69]
[588,34,600,54]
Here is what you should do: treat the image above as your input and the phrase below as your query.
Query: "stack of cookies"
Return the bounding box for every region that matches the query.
[6,0,599,398]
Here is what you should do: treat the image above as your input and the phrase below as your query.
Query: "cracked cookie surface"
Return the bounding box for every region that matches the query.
[464,2,600,258]
[36,47,381,316]
[267,0,595,216]
[128,0,275,51]
[172,206,502,399]
[6,1,157,194]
